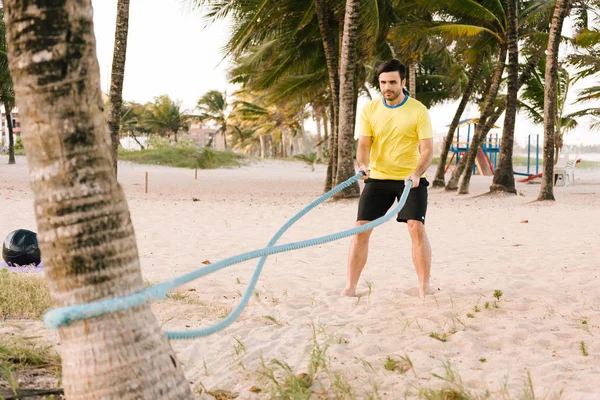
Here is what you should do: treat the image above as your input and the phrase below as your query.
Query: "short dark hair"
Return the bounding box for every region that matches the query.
[376,59,406,81]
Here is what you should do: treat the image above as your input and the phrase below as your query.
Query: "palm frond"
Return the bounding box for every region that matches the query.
[575,85,600,103]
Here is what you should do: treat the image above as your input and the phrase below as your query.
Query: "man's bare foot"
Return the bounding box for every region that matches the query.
[419,282,432,298]
[341,287,357,297]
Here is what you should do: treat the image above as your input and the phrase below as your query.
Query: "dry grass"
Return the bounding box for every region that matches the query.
[0,336,60,371]
[0,335,61,397]
[0,269,51,319]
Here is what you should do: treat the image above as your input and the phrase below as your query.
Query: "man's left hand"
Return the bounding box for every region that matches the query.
[406,173,421,188]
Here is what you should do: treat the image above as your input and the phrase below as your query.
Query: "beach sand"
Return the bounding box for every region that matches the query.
[1,154,599,399]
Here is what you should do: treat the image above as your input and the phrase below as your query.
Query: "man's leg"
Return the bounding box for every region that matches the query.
[407,220,432,298]
[341,221,372,297]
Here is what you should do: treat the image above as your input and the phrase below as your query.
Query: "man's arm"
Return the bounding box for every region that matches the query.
[407,138,433,188]
[356,135,372,180]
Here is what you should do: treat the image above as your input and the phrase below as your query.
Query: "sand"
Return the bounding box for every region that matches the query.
[1,154,599,399]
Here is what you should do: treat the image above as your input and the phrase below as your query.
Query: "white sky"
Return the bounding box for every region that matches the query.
[91,0,599,146]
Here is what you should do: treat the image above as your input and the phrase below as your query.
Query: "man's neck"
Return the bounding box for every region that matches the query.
[385,90,406,107]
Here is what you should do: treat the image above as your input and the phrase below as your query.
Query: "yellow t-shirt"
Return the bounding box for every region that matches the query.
[359,95,433,180]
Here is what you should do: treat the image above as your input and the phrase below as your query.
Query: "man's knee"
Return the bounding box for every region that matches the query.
[354,220,372,242]
[407,220,425,240]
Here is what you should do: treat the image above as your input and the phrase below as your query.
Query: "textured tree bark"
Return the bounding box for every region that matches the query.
[539,0,571,201]
[408,61,417,98]
[6,105,15,164]
[314,105,323,161]
[450,51,544,191]
[315,0,340,191]
[490,0,519,194]
[325,100,336,191]
[448,50,542,194]
[4,1,193,398]
[221,122,228,149]
[335,0,361,198]
[130,130,145,150]
[432,57,483,188]
[107,0,130,176]
[448,44,507,193]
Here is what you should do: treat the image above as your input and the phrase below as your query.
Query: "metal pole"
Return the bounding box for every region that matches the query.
[456,128,460,165]
[527,134,531,175]
[536,134,539,175]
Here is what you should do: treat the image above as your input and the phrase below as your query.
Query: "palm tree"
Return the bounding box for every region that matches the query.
[197,90,230,149]
[517,60,578,161]
[488,0,559,193]
[0,8,16,165]
[120,101,152,150]
[451,51,547,193]
[389,6,480,189]
[447,42,507,192]
[311,98,328,162]
[539,0,572,201]
[107,0,130,175]
[228,93,272,157]
[440,0,554,193]
[314,0,342,191]
[568,9,600,127]
[3,102,16,165]
[431,51,485,188]
[228,91,305,158]
[397,0,512,191]
[489,0,520,194]
[412,44,471,109]
[3,0,194,398]
[191,0,396,192]
[335,0,361,198]
[145,95,189,142]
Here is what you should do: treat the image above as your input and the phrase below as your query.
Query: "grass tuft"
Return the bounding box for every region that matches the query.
[119,142,246,169]
[0,270,51,319]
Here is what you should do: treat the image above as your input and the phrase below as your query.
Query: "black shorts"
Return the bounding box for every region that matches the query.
[357,178,429,224]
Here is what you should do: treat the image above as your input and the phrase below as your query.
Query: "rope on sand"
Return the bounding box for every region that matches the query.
[43,172,412,340]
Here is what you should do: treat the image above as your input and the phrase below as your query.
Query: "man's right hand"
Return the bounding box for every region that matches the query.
[358,165,370,180]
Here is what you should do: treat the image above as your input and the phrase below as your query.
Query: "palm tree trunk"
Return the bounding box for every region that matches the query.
[325,100,336,191]
[3,1,193,399]
[449,50,542,193]
[221,123,228,149]
[490,0,519,194]
[461,51,544,172]
[315,0,340,191]
[314,106,323,162]
[259,134,265,158]
[323,105,329,143]
[107,0,130,176]
[334,0,361,198]
[432,57,484,187]
[6,105,15,164]
[554,129,562,165]
[449,44,507,193]
[408,61,417,98]
[299,109,309,155]
[539,0,571,201]
[130,130,145,150]
[446,46,507,191]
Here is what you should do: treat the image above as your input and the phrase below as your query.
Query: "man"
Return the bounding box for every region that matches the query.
[341,59,434,298]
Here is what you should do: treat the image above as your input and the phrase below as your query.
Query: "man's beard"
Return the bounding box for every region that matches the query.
[384,89,402,101]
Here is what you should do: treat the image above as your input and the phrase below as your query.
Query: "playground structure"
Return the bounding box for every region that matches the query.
[516,137,581,185]
[444,118,500,176]
[515,134,541,182]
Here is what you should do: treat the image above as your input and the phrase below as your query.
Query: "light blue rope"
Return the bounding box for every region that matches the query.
[43,173,413,339]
